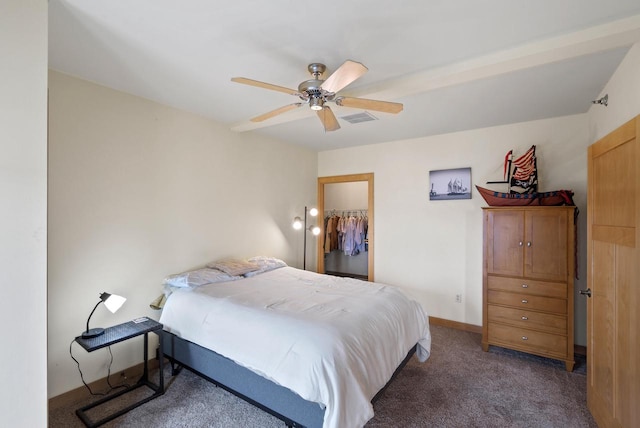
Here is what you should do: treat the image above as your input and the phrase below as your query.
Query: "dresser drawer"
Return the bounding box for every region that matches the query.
[488,322,567,358]
[488,290,567,314]
[487,304,567,335]
[488,276,567,298]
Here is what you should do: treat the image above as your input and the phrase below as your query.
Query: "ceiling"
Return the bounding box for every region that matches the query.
[49,1,640,151]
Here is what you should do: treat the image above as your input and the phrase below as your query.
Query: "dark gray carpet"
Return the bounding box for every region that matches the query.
[50,325,596,427]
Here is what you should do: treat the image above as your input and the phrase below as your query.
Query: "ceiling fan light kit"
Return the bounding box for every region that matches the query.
[231,60,403,132]
[309,97,324,111]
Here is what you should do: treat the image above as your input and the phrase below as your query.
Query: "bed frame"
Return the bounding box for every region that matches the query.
[162,330,416,428]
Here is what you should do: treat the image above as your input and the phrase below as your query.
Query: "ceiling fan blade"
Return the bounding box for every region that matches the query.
[316,106,340,132]
[231,77,300,96]
[336,96,403,114]
[320,60,368,93]
[250,103,304,122]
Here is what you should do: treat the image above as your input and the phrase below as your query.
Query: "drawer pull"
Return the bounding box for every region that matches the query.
[521,299,528,304]
[521,284,528,288]
[522,336,528,340]
[521,316,528,320]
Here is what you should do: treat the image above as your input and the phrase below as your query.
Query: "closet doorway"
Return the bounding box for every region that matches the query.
[317,173,374,281]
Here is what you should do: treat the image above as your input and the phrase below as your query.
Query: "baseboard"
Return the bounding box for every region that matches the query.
[429,316,483,334]
[48,359,159,411]
[429,316,588,359]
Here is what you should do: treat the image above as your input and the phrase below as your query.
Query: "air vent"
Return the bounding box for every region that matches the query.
[340,111,378,124]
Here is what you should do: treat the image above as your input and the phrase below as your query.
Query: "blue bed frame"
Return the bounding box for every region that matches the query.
[162,330,416,427]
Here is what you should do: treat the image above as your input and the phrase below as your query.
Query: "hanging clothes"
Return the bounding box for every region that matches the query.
[323,211,368,256]
[342,215,356,256]
[324,214,339,254]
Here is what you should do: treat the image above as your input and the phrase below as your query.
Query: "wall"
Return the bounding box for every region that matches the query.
[319,114,591,344]
[45,34,640,401]
[324,182,368,211]
[47,71,317,397]
[588,42,640,139]
[319,41,640,348]
[0,0,48,425]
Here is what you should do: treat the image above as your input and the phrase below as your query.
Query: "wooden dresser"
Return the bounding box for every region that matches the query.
[481,206,575,371]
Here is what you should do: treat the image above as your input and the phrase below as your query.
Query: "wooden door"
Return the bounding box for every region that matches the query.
[486,209,524,277]
[587,116,638,428]
[524,209,569,281]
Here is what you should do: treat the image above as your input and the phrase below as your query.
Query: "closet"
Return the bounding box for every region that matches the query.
[317,174,374,281]
[322,208,368,279]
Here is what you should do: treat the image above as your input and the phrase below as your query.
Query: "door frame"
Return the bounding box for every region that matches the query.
[317,173,374,281]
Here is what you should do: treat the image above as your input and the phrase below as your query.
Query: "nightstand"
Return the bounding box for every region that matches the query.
[74,317,164,428]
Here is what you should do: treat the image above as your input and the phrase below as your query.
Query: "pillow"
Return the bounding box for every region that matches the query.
[163,268,237,288]
[248,256,287,267]
[244,256,288,277]
[207,258,260,276]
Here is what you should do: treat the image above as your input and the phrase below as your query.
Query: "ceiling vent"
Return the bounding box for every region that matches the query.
[340,111,378,124]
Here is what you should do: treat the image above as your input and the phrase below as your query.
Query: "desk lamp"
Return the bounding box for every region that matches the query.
[82,292,126,338]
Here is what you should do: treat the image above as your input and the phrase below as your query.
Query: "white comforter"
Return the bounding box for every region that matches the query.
[159,267,431,428]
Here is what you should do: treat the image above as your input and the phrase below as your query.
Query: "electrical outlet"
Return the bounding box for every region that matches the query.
[455,294,462,303]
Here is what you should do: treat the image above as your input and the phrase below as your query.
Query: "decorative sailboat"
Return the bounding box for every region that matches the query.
[447,177,468,195]
[475,145,575,206]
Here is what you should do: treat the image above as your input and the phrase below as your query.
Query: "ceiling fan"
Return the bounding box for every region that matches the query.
[231,60,403,132]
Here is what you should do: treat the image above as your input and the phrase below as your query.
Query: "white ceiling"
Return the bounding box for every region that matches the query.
[49,1,640,151]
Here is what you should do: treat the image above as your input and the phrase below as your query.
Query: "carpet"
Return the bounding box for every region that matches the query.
[49,325,596,427]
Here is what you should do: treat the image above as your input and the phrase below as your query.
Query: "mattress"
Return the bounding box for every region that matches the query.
[159,266,431,428]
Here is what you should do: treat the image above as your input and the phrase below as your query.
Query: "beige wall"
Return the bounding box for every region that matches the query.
[324,182,369,211]
[0,0,48,425]
[319,114,591,344]
[588,42,640,138]
[318,40,640,347]
[47,71,318,397]
[44,33,640,401]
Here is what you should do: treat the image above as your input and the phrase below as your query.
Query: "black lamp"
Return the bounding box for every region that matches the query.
[293,206,321,270]
[82,292,126,338]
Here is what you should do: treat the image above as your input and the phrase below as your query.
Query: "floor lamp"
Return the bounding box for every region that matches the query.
[293,206,321,270]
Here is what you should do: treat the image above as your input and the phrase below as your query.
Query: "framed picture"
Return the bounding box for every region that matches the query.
[429,167,472,200]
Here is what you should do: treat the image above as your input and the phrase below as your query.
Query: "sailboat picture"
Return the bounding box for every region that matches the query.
[476,145,575,206]
[429,167,472,200]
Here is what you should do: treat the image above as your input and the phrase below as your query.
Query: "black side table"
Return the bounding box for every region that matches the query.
[74,317,164,428]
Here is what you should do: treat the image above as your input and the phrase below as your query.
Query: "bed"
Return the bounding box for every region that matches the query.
[158,259,431,428]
